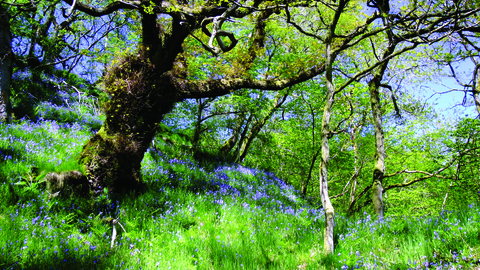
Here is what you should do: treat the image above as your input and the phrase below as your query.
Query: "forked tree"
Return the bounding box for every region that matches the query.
[58,0,326,193]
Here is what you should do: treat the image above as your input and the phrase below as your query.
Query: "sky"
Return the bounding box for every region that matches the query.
[424,59,478,120]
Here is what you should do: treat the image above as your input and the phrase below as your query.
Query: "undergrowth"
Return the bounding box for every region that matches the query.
[0,89,479,270]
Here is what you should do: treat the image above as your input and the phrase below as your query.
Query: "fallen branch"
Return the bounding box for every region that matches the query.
[110,218,127,249]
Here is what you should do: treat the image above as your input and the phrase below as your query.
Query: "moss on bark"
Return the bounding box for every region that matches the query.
[78,50,177,194]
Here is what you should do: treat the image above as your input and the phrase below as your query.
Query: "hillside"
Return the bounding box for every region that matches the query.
[0,90,479,269]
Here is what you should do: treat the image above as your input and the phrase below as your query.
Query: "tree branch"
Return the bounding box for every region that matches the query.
[61,0,140,16]
[383,146,480,191]
[172,64,326,99]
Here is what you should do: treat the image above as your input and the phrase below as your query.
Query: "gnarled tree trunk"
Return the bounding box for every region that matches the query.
[79,52,178,193]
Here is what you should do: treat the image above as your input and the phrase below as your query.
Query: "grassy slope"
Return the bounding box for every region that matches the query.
[0,91,479,270]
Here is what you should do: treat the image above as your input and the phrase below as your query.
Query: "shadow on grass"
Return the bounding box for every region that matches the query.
[0,252,108,270]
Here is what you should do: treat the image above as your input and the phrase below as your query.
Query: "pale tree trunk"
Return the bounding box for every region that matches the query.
[443,163,461,210]
[319,91,335,255]
[316,0,351,255]
[0,6,13,123]
[442,180,453,211]
[349,130,359,206]
[473,64,480,117]
[320,32,336,256]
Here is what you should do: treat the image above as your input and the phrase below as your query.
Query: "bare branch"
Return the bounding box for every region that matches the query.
[201,5,239,55]
[61,0,139,16]
[383,146,480,191]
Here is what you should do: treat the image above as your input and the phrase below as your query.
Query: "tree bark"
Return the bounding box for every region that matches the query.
[316,0,351,255]
[0,6,13,123]
[319,90,335,255]
[302,148,320,196]
[368,78,386,220]
[192,98,215,151]
[349,129,359,206]
[320,18,337,255]
[367,7,397,220]
[473,64,480,117]
[78,52,178,193]
[301,91,319,196]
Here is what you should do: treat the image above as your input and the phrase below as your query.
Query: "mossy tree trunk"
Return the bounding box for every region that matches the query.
[79,53,179,193]
[78,11,191,193]
[368,6,397,220]
[368,76,386,220]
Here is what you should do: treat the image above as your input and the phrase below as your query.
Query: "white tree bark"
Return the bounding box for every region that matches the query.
[319,94,335,254]
[473,64,480,117]
[319,15,337,254]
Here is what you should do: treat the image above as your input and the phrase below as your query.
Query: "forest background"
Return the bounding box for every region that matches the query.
[0,0,479,269]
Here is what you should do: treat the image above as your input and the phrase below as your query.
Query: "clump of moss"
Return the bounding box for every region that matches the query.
[79,132,144,194]
[45,170,90,198]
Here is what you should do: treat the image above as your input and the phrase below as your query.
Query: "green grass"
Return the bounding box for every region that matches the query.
[0,91,479,269]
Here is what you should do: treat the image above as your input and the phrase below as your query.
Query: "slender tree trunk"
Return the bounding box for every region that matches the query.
[367,10,397,219]
[442,181,453,211]
[320,36,336,256]
[237,92,288,162]
[0,6,13,123]
[319,90,335,255]
[473,64,480,117]
[368,78,386,220]
[192,99,203,149]
[192,98,214,151]
[220,113,246,154]
[302,148,320,196]
[317,0,350,254]
[349,131,359,206]
[235,114,253,161]
[301,91,318,196]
